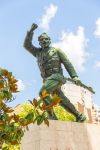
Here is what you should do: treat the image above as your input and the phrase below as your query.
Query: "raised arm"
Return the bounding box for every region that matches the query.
[57,49,78,78]
[24,23,39,57]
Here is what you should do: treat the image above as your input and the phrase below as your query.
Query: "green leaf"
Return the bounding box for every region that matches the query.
[25,112,34,121]
[44,119,49,126]
[0,68,3,76]
[37,116,44,125]
[2,147,9,150]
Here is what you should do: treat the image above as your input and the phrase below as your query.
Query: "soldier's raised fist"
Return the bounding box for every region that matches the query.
[30,23,38,32]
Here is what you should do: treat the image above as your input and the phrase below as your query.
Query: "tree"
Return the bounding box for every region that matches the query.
[0,68,61,149]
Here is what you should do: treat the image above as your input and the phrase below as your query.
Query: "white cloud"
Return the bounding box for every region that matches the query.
[16,79,25,91]
[95,61,100,68]
[53,26,88,72]
[16,79,37,92]
[39,4,58,31]
[94,17,100,38]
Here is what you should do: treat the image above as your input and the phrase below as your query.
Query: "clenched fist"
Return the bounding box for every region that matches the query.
[30,23,38,32]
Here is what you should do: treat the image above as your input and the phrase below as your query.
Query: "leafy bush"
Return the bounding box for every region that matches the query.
[18,103,76,122]
[54,105,76,121]
[2,143,20,150]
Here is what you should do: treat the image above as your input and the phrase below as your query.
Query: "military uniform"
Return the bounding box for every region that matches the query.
[24,31,85,121]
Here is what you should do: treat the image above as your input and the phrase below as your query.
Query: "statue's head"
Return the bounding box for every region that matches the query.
[38,32,51,49]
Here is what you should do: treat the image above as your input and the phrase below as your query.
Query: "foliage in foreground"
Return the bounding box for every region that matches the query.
[2,103,75,150]
[2,143,20,150]
[0,68,61,149]
[18,102,76,122]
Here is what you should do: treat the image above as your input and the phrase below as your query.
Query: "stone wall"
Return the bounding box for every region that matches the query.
[21,120,100,150]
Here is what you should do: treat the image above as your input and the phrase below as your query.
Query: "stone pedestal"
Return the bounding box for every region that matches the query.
[21,120,100,150]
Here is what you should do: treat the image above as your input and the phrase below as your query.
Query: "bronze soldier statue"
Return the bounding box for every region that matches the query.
[24,23,86,122]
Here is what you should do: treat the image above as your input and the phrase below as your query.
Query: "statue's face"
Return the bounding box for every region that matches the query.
[38,33,51,49]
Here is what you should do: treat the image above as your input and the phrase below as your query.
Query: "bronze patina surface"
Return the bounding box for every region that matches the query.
[24,23,86,122]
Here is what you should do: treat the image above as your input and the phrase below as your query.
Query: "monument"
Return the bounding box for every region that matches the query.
[20,23,100,150]
[24,23,86,122]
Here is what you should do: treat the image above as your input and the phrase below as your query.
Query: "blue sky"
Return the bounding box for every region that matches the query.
[0,0,100,107]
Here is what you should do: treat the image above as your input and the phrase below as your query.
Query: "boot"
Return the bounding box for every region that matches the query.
[76,113,86,122]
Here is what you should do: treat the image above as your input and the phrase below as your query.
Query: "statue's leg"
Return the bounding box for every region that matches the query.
[55,88,86,122]
[39,79,60,120]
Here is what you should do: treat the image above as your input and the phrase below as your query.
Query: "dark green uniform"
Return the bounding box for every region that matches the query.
[24,31,85,121]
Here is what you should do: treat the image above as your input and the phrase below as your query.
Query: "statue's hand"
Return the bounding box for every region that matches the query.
[72,77,81,85]
[30,23,38,32]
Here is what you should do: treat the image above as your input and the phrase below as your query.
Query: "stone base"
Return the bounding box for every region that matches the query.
[21,120,100,150]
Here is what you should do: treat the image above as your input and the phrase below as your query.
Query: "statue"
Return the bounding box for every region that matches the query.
[24,23,86,122]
